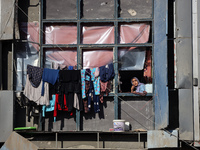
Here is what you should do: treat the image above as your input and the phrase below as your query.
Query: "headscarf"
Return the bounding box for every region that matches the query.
[131,77,144,93]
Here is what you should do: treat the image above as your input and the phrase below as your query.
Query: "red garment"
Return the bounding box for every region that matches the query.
[54,94,68,117]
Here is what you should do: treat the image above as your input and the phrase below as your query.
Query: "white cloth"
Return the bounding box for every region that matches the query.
[24,74,49,105]
[74,93,79,110]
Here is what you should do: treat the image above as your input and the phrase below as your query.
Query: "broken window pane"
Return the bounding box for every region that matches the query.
[119,23,150,44]
[82,0,114,19]
[15,43,39,91]
[82,25,114,44]
[44,24,77,44]
[118,47,152,93]
[118,47,146,70]
[83,49,113,69]
[19,22,40,51]
[119,0,152,18]
[44,0,77,19]
[44,48,77,69]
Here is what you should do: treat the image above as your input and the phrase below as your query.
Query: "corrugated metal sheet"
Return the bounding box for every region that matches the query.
[0,0,15,40]
[147,130,178,148]
[0,91,14,142]
[154,0,169,129]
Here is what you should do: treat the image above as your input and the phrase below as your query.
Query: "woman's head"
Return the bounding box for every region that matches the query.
[131,77,139,87]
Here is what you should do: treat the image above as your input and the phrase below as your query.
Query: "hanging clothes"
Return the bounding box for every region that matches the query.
[24,74,50,106]
[41,68,59,96]
[81,69,86,99]
[27,65,43,88]
[42,94,56,117]
[53,94,69,122]
[99,80,111,103]
[99,63,115,82]
[59,70,82,112]
[84,68,100,113]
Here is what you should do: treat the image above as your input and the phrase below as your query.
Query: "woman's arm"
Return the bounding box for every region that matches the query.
[131,85,135,93]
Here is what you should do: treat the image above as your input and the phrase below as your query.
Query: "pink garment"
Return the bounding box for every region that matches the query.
[94,67,99,77]
[99,80,111,103]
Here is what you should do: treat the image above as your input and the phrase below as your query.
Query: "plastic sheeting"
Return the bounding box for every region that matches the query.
[45,49,77,68]
[118,47,146,70]
[20,22,40,51]
[83,49,113,69]
[15,43,39,91]
[45,25,77,44]
[82,26,114,44]
[18,23,150,83]
[120,23,150,43]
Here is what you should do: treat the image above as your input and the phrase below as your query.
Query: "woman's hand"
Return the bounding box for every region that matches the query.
[131,85,135,93]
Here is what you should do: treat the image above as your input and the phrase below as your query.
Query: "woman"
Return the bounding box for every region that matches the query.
[131,77,147,96]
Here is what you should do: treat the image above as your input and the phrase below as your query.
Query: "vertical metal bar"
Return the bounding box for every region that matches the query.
[192,0,199,141]
[11,42,14,90]
[152,0,155,130]
[138,132,140,142]
[38,0,44,132]
[114,0,119,120]
[56,132,58,148]
[97,132,100,148]
[114,46,118,119]
[114,0,118,19]
[40,0,44,68]
[0,41,2,90]
[76,0,81,131]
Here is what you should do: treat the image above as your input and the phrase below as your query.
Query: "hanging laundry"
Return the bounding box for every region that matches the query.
[99,63,115,82]
[42,94,56,117]
[84,68,100,113]
[24,74,50,106]
[41,68,59,96]
[59,70,82,112]
[54,94,70,122]
[27,65,43,88]
[99,80,111,103]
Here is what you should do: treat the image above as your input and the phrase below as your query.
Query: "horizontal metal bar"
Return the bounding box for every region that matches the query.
[15,40,40,45]
[117,18,153,22]
[16,130,147,134]
[104,92,153,97]
[42,44,77,48]
[42,18,153,23]
[42,19,77,23]
[118,93,153,97]
[42,44,153,49]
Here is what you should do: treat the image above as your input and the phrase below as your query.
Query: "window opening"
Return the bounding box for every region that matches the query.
[82,48,113,68]
[119,23,151,44]
[81,24,114,44]
[44,0,77,19]
[82,0,115,19]
[44,48,77,69]
[119,0,152,18]
[44,24,77,44]
[118,47,152,94]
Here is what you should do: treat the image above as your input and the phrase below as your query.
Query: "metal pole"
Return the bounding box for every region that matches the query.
[0,41,2,90]
[56,132,58,148]
[192,0,199,141]
[97,132,99,148]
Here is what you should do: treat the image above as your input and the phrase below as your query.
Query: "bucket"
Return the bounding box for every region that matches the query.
[113,120,125,132]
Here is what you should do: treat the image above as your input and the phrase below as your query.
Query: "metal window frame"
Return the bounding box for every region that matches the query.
[39,0,154,131]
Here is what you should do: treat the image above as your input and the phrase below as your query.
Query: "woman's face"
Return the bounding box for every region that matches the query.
[132,78,138,86]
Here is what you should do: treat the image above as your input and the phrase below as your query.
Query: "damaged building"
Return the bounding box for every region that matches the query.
[0,0,200,149]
